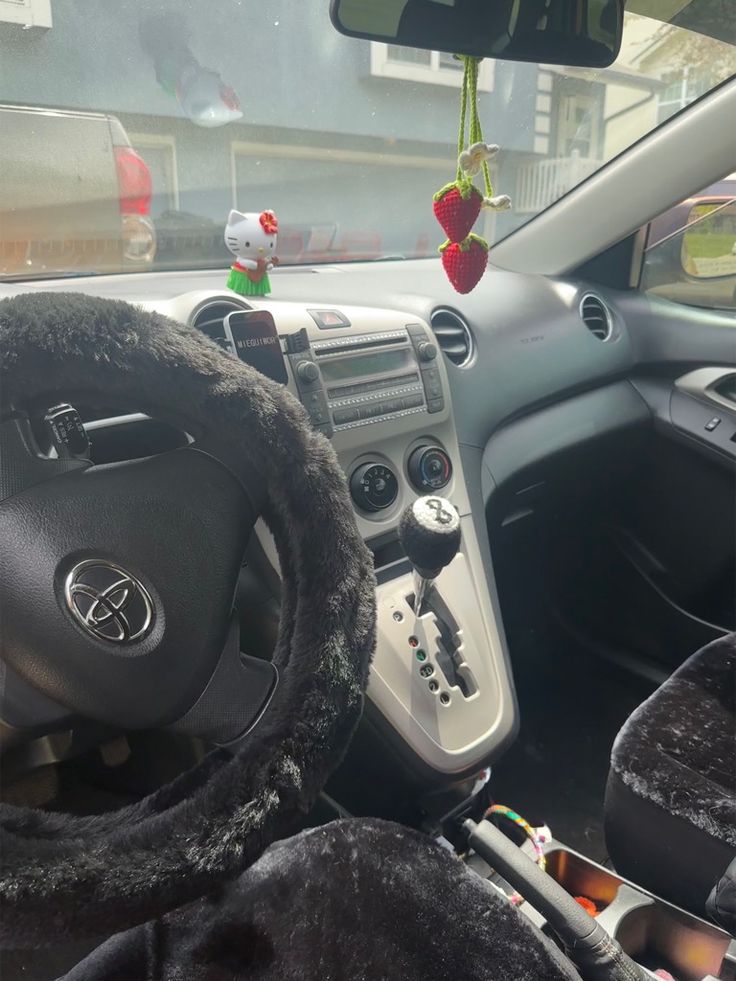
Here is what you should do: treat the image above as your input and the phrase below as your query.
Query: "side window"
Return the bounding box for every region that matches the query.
[640,173,736,312]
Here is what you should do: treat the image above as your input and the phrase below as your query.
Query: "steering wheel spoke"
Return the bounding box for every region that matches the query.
[169,615,277,745]
[0,411,90,505]
[0,441,258,731]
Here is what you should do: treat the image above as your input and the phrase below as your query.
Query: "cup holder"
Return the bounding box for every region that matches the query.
[545,847,620,914]
[615,904,732,981]
[545,845,734,981]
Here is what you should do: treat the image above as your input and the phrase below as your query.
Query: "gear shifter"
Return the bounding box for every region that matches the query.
[398,496,461,615]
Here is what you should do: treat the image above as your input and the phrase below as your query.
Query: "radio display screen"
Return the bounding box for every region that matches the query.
[320,348,412,382]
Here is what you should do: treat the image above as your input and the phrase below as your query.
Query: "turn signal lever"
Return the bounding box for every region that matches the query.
[464,819,650,981]
[398,496,461,615]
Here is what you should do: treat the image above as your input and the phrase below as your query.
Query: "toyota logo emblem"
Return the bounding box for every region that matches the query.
[64,560,154,644]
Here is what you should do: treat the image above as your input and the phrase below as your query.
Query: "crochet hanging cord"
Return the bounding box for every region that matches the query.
[433,55,511,295]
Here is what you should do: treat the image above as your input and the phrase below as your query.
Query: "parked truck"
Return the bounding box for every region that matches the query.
[1,103,155,278]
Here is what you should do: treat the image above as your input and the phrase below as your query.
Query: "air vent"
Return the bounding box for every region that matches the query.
[191,299,250,345]
[430,309,473,366]
[579,293,613,341]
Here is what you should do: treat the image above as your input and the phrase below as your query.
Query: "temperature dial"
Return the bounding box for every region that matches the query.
[408,445,452,492]
[350,462,399,513]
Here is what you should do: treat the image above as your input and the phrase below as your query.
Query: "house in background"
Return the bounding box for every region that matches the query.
[512,11,735,221]
[514,16,669,219]
[0,0,539,262]
[1,0,733,266]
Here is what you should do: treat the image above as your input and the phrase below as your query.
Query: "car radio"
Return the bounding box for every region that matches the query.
[283,325,445,436]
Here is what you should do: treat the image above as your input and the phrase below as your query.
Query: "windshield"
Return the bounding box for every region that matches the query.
[1,1,734,278]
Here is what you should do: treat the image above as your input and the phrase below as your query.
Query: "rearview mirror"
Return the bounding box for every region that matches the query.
[330,0,623,68]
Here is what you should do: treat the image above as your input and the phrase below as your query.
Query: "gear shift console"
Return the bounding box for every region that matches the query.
[398,496,461,615]
[371,493,514,773]
[398,496,477,698]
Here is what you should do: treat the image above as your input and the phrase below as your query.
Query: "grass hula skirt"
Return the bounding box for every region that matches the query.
[227,262,272,297]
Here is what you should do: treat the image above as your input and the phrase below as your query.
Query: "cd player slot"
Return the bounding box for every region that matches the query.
[314,334,407,356]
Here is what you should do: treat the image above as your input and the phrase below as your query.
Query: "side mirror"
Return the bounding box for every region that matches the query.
[330,0,623,68]
[681,201,736,280]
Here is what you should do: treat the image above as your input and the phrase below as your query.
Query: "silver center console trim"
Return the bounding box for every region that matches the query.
[181,294,518,776]
[371,531,515,773]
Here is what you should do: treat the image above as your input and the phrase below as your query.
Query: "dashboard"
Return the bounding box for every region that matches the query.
[2,256,733,776]
[1,258,639,445]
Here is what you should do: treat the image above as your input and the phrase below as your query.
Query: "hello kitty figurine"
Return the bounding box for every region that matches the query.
[225,209,279,296]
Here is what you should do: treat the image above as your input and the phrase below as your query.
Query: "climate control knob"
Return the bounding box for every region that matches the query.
[350,462,399,513]
[408,445,452,492]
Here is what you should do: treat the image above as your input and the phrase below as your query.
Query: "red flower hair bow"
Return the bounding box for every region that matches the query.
[259,211,278,235]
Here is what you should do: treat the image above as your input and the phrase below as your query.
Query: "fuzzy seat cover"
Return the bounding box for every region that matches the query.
[58,819,581,981]
[605,632,736,915]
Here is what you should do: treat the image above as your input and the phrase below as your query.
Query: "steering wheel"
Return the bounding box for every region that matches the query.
[0,292,376,947]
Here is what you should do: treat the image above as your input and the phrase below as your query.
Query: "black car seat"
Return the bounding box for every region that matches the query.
[605,632,736,917]
[58,819,582,981]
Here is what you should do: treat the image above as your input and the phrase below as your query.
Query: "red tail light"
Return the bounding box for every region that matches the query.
[114,146,152,216]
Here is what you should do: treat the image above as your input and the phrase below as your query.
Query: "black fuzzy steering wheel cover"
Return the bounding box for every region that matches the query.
[0,292,376,946]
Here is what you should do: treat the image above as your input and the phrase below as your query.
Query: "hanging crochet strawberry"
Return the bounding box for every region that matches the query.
[433,56,511,295]
[440,234,489,295]
[433,182,483,243]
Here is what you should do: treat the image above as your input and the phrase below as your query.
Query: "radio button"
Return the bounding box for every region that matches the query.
[421,366,443,400]
[334,407,360,425]
[310,405,329,426]
[427,397,445,414]
[296,360,320,384]
[402,394,424,410]
[303,390,331,429]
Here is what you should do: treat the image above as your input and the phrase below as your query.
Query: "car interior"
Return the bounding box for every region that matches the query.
[1,1,735,979]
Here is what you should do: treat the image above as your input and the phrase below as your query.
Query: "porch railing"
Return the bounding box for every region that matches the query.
[514,153,603,214]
